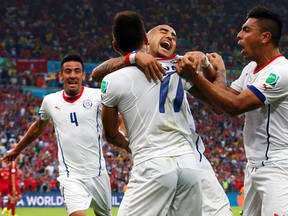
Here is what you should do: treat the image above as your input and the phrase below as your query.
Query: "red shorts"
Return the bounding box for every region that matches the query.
[8,184,21,197]
[0,187,9,196]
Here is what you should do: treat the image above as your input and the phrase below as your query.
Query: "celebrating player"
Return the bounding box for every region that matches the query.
[7,158,22,216]
[0,161,9,215]
[92,24,232,215]
[1,54,112,216]
[101,10,204,216]
[177,6,288,216]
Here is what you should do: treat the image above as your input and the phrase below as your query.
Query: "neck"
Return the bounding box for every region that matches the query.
[64,87,83,97]
[256,48,280,67]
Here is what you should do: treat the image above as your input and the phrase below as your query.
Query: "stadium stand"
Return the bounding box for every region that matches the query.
[0,0,287,64]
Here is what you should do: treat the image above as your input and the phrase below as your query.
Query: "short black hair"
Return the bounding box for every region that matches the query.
[112,11,146,53]
[61,53,84,69]
[247,6,282,47]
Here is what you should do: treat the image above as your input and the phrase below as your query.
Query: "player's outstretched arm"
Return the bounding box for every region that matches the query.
[178,51,224,114]
[91,57,126,83]
[182,51,217,81]
[91,52,166,83]
[1,118,49,162]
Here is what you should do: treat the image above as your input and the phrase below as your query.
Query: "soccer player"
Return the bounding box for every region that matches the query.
[7,158,22,216]
[177,6,288,216]
[1,54,112,216]
[0,161,9,215]
[101,11,202,216]
[92,25,232,216]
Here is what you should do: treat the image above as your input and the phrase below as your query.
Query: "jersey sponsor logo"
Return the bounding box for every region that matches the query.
[83,100,93,109]
[101,80,108,93]
[265,73,279,86]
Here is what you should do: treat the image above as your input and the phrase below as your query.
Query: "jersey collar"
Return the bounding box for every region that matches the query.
[253,54,283,74]
[62,86,84,103]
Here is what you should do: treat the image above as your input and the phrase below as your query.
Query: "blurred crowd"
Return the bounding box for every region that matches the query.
[0,0,287,65]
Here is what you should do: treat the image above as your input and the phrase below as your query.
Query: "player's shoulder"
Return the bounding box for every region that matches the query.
[274,56,288,69]
[44,90,62,99]
[83,86,101,94]
[82,87,102,101]
[263,56,288,78]
[104,66,139,83]
[41,90,62,105]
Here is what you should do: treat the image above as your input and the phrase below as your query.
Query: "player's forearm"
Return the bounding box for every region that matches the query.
[15,120,46,154]
[188,86,224,115]
[202,64,217,82]
[91,57,126,83]
[105,132,131,153]
[213,68,227,89]
[191,75,241,116]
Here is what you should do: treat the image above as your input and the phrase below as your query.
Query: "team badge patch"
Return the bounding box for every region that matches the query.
[83,100,93,108]
[101,80,108,93]
[265,73,279,85]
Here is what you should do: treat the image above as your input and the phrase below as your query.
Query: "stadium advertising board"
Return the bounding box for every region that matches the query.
[2,193,123,207]
[48,60,98,74]
[16,58,47,73]
[1,193,241,207]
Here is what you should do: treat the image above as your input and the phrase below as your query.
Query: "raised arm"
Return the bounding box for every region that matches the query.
[179,51,226,114]
[91,57,126,83]
[177,53,264,116]
[182,51,218,82]
[1,118,49,162]
[91,52,166,83]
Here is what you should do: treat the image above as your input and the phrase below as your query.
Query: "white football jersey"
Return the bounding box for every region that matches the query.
[101,54,196,165]
[39,87,106,178]
[231,55,288,167]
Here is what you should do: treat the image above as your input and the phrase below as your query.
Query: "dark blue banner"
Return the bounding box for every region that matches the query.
[2,193,123,207]
[2,192,241,207]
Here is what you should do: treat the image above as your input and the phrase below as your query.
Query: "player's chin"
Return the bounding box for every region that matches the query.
[159,49,172,58]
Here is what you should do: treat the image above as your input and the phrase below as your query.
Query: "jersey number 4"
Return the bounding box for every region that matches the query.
[70,112,79,126]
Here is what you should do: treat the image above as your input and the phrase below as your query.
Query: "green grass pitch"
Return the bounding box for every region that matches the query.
[14,206,243,216]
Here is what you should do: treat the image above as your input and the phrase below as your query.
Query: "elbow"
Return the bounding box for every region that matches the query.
[91,72,100,83]
[104,130,118,146]
[91,68,103,83]
[224,106,243,117]
[226,111,240,117]
[105,134,116,145]
[212,109,224,115]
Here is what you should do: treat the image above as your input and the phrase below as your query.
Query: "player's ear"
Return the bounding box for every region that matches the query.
[112,40,120,52]
[59,71,63,81]
[82,71,86,80]
[261,31,272,44]
[144,35,148,45]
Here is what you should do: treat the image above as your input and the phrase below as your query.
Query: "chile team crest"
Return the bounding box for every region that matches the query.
[83,100,93,108]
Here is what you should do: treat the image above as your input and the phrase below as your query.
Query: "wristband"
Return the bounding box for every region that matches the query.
[201,56,211,68]
[125,52,131,66]
[125,50,139,66]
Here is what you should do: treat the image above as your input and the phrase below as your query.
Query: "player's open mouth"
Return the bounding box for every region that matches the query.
[237,42,244,49]
[160,40,171,51]
[68,81,78,85]
[237,42,244,52]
